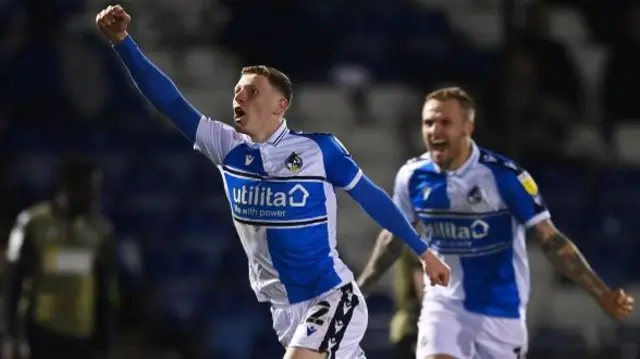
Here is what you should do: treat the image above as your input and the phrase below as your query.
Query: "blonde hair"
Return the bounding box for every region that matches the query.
[426,86,476,122]
[241,65,293,107]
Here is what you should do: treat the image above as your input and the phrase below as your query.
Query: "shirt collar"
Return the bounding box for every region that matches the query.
[432,140,479,176]
[450,140,479,176]
[265,119,289,146]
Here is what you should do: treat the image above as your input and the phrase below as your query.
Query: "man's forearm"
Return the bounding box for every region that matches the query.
[113,36,201,141]
[347,175,428,255]
[358,230,406,295]
[532,229,609,299]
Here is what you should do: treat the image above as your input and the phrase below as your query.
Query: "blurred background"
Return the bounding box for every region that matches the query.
[1,0,640,358]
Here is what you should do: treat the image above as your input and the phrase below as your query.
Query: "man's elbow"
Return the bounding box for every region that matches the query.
[530,220,575,254]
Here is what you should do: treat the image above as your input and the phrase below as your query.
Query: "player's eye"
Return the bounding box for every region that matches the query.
[423,119,434,127]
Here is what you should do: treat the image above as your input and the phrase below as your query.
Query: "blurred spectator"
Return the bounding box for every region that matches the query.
[2,157,116,359]
[502,0,585,161]
[0,155,28,249]
[516,0,583,116]
[500,48,566,160]
[601,2,640,142]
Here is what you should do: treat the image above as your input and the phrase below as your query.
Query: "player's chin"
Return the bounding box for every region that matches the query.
[234,117,249,133]
[430,149,449,164]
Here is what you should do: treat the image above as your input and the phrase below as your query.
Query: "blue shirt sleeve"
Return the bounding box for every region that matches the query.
[348,175,429,256]
[312,134,427,255]
[493,166,550,228]
[318,135,362,190]
[113,36,201,142]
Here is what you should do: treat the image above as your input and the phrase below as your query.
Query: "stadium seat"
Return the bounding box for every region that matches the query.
[614,123,640,164]
[530,326,589,353]
[15,153,57,196]
[99,154,131,193]
[449,12,501,48]
[546,287,615,349]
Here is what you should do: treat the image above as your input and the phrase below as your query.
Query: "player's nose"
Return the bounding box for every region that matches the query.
[430,123,446,136]
[234,89,247,103]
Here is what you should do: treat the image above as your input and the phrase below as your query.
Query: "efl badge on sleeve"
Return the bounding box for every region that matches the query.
[517,172,539,196]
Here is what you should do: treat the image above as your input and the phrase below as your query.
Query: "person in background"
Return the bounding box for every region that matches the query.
[358,87,634,359]
[601,2,640,143]
[389,248,423,359]
[2,157,115,359]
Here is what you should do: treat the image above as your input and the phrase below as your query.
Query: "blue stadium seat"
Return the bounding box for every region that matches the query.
[534,166,590,195]
[124,160,187,192]
[530,327,587,352]
[133,125,192,154]
[63,126,129,155]
[15,154,57,196]
[152,276,209,318]
[367,293,394,313]
[99,154,131,194]
[144,248,176,281]
[155,153,198,189]
[214,247,248,280]
[204,303,269,359]
[249,333,284,359]
[400,8,452,37]
[614,324,640,344]
[598,168,640,195]
[191,156,225,191]
[2,127,61,153]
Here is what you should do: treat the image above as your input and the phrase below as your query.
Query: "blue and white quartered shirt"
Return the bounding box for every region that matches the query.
[195,119,360,305]
[113,35,429,307]
[393,142,550,318]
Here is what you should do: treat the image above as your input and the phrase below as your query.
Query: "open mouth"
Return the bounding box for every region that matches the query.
[234,107,246,122]
[430,139,448,151]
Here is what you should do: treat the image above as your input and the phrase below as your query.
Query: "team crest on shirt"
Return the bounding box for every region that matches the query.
[285,152,303,173]
[467,186,483,205]
[517,172,539,196]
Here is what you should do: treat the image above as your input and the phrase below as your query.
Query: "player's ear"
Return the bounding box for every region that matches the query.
[274,97,287,115]
[464,119,475,135]
[463,111,475,135]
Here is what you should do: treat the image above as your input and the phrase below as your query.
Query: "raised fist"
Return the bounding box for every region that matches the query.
[95,5,131,44]
[598,288,634,320]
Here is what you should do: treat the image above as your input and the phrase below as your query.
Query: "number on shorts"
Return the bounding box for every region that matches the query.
[514,347,524,359]
[305,300,331,326]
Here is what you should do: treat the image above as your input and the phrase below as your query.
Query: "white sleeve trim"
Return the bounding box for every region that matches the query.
[192,115,208,152]
[342,169,363,191]
[7,211,30,262]
[525,211,551,228]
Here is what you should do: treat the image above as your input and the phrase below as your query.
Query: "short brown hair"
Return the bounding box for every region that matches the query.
[241,65,293,107]
[425,86,476,122]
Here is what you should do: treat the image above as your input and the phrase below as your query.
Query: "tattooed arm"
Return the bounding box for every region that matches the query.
[528,219,609,299]
[357,230,406,296]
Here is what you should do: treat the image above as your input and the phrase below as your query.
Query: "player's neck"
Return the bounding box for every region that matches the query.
[250,117,284,143]
[447,139,473,171]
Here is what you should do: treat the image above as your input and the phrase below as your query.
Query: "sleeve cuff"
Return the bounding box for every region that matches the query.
[342,169,363,191]
[112,35,134,50]
[524,211,551,228]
